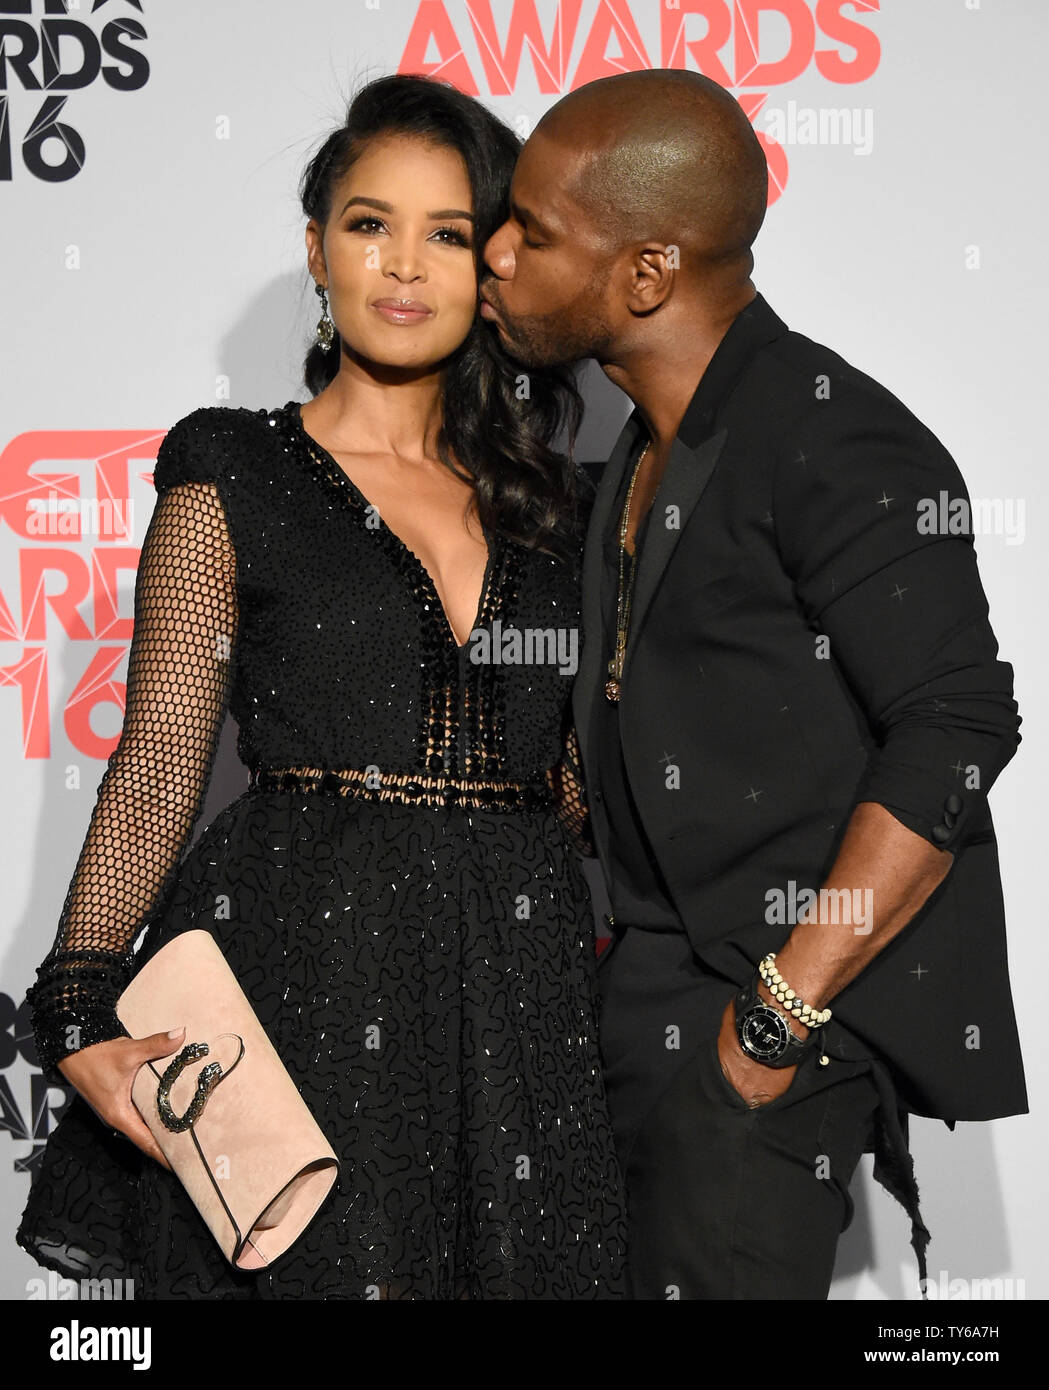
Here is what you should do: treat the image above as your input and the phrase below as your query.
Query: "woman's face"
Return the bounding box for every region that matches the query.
[306,134,479,373]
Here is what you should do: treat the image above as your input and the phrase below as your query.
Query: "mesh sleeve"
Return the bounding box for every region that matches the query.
[547,722,594,859]
[24,422,238,1084]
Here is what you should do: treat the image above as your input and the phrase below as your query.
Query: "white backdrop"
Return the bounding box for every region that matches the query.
[1,0,1044,1301]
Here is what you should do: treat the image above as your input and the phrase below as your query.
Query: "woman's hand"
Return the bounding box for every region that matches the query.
[56,1026,187,1170]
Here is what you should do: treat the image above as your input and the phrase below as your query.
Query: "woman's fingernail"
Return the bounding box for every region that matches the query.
[167,1026,185,1037]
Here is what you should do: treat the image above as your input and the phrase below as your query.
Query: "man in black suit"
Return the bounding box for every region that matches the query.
[481,69,1026,1299]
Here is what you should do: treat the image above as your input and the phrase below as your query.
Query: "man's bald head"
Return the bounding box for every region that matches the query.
[535,70,768,273]
[479,71,767,369]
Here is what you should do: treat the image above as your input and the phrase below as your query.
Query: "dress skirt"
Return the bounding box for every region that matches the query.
[16,785,628,1300]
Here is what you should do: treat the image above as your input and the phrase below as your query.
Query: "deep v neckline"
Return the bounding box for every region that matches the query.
[287,400,495,652]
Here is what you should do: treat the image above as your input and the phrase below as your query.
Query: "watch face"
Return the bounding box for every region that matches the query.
[739,1005,790,1060]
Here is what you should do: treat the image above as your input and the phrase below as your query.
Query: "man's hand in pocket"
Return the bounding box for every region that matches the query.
[717,996,798,1108]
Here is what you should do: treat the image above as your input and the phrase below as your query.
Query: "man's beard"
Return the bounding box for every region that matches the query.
[484,274,614,368]
[496,307,613,367]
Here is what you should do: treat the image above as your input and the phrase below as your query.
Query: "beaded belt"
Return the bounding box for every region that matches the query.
[248,765,554,811]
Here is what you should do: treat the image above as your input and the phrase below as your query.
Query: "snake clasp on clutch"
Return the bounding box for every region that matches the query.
[156,1040,231,1133]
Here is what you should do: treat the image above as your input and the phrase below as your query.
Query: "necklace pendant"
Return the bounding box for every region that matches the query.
[604,677,621,702]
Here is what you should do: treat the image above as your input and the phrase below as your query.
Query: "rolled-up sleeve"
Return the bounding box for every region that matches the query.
[771,383,1020,852]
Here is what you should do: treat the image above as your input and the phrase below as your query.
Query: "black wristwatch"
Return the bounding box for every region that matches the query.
[733,974,820,1069]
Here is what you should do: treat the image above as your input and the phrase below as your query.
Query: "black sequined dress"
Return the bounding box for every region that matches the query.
[16,401,627,1299]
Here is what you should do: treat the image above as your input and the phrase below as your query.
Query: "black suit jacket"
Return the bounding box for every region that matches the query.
[574,293,1027,1122]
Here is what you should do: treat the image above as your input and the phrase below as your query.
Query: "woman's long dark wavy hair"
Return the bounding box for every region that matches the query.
[299,74,585,562]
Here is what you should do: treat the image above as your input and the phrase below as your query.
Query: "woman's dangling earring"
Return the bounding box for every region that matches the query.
[315,282,336,352]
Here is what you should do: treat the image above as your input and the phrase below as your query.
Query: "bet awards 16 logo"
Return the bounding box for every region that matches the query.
[398,0,883,206]
[0,989,72,1175]
[0,0,148,183]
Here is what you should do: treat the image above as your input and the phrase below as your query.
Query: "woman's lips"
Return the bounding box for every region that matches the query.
[479,287,503,321]
[371,301,433,324]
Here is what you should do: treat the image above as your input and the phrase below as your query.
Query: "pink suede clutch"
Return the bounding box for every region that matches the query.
[116,928,340,1270]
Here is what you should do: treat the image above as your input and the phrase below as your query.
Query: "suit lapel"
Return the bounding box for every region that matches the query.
[573,293,791,783]
[573,409,646,776]
[622,428,728,683]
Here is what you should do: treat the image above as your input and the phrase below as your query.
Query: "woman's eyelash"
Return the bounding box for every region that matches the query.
[345,215,471,247]
[433,226,472,247]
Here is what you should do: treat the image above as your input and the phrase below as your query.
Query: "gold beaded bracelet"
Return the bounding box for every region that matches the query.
[758,953,832,1027]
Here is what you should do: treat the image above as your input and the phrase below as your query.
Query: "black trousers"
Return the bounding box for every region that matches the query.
[597,924,887,1300]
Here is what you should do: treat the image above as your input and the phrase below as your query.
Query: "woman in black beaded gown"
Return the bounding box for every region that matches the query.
[15,75,628,1300]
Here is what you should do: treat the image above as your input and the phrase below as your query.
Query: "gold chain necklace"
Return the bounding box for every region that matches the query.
[605,438,651,702]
